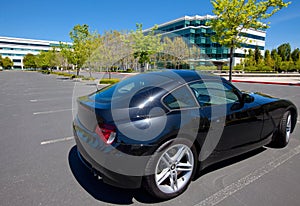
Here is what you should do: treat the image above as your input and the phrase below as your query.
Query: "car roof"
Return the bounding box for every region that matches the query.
[148,69,223,84]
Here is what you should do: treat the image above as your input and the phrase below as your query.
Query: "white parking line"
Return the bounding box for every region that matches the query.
[30,97,71,102]
[41,136,74,145]
[33,108,73,115]
[194,144,300,206]
[24,90,72,96]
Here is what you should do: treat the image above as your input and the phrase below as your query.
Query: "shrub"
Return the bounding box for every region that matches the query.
[195,66,217,71]
[244,66,258,72]
[99,78,120,84]
[41,70,50,74]
[222,66,229,70]
[259,65,273,72]
[82,76,96,81]
[234,64,244,70]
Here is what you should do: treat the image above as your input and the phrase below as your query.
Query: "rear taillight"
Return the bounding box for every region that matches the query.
[95,124,116,145]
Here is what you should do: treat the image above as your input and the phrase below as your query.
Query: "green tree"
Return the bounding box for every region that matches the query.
[100,31,125,70]
[291,48,300,63]
[59,42,74,70]
[55,51,68,70]
[23,53,37,69]
[131,24,163,72]
[84,32,102,76]
[264,49,274,68]
[162,37,190,69]
[254,46,263,65]
[36,51,52,69]
[280,61,294,72]
[277,43,291,61]
[271,49,282,72]
[0,55,3,68]
[2,57,13,69]
[244,49,255,67]
[208,0,291,81]
[49,48,59,71]
[69,24,94,76]
[271,49,277,60]
[295,58,300,71]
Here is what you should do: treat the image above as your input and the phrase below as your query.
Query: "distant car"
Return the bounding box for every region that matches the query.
[73,70,297,199]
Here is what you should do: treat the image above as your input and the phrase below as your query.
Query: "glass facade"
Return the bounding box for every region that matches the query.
[152,15,266,66]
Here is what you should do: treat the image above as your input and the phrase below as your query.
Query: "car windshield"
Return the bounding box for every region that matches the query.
[90,73,174,101]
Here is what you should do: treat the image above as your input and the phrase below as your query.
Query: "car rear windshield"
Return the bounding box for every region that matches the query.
[90,73,174,101]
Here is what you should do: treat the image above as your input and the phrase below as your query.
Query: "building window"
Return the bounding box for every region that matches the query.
[240,33,265,41]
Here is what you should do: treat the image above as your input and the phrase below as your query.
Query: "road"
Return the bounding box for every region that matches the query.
[0,71,299,206]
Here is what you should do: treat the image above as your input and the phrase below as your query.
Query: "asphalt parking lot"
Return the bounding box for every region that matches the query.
[0,70,300,206]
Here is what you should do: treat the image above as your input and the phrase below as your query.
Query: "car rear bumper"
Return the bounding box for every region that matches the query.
[73,117,151,189]
[74,135,143,189]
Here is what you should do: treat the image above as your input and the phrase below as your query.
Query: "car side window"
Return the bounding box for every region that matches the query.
[163,85,198,110]
[189,81,239,106]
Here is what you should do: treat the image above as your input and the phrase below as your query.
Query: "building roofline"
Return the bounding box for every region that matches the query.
[144,14,266,34]
[144,14,216,32]
[0,36,70,45]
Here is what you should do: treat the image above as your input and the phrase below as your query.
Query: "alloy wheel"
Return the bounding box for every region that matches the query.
[154,144,194,194]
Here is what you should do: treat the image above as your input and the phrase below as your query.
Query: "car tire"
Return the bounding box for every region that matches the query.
[271,111,292,148]
[143,138,197,200]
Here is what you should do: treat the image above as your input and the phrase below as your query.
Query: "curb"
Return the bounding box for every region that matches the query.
[232,80,300,86]
[218,74,300,78]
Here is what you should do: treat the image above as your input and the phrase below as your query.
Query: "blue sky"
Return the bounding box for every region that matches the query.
[0,0,299,50]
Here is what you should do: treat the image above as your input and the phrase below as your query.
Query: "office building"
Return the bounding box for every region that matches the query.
[0,36,64,69]
[146,15,266,67]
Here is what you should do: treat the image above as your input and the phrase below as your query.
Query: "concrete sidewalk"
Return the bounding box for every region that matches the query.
[231,77,300,86]
[218,74,300,86]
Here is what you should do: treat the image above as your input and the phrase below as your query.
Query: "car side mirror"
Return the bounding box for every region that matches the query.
[242,93,254,103]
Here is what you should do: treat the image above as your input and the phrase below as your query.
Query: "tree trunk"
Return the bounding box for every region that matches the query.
[229,46,234,82]
[107,67,111,79]
[76,67,80,76]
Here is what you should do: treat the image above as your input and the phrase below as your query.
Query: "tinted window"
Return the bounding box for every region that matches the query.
[189,81,239,106]
[163,85,198,110]
[91,73,173,101]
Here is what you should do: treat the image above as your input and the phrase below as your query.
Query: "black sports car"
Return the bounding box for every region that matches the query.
[73,70,297,199]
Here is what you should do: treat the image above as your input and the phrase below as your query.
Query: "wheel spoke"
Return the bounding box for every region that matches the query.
[177,162,193,172]
[287,115,291,131]
[285,114,292,143]
[157,168,171,185]
[162,152,173,165]
[162,153,172,167]
[174,146,187,163]
[170,171,178,191]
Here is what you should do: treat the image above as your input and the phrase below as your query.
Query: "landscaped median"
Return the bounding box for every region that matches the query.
[38,70,122,86]
[38,70,96,81]
[99,78,120,84]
